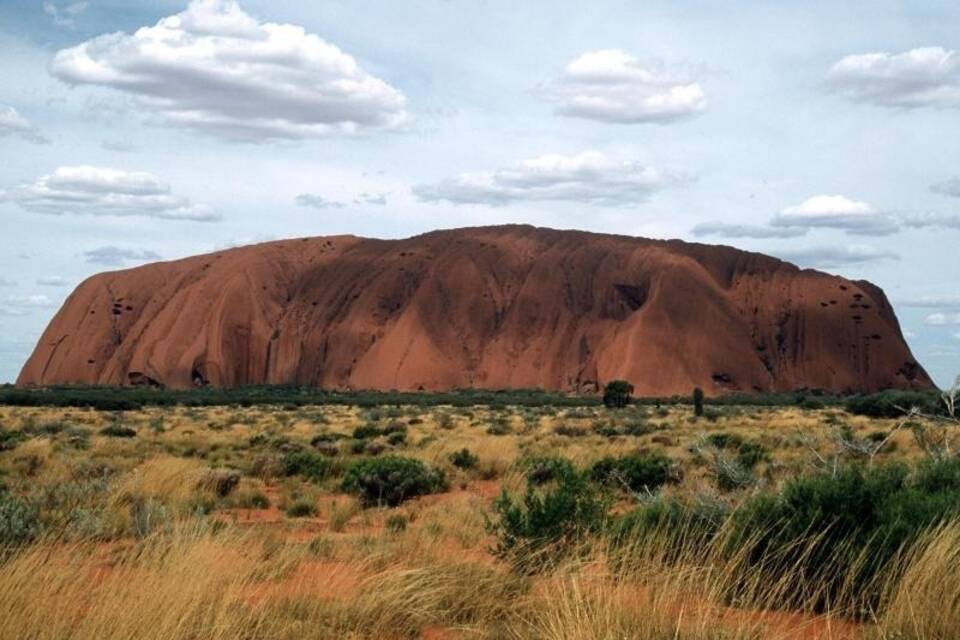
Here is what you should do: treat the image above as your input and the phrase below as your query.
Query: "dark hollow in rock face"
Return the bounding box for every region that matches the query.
[18,225,933,396]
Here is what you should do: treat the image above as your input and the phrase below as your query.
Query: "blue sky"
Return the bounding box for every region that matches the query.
[0,0,958,387]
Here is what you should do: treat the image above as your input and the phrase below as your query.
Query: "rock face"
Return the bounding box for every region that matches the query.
[18,225,932,395]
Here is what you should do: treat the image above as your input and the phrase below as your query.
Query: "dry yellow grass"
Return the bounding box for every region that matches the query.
[0,401,955,639]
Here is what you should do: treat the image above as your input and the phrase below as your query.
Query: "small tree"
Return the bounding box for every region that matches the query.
[603,380,634,409]
[693,387,705,417]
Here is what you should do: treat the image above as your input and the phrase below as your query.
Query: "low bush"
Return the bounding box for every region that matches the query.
[610,495,729,562]
[845,390,943,418]
[490,466,608,571]
[285,498,317,518]
[340,456,447,507]
[0,490,40,547]
[282,451,334,482]
[449,448,479,470]
[705,433,768,470]
[588,454,674,494]
[0,429,25,451]
[522,456,577,486]
[728,458,960,612]
[100,424,137,438]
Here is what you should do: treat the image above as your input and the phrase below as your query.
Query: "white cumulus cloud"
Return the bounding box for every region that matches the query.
[545,49,707,124]
[897,295,960,309]
[775,244,900,269]
[0,105,48,144]
[413,150,673,207]
[295,194,344,209]
[82,246,162,267]
[926,312,960,326]
[43,1,89,29]
[690,221,808,239]
[4,165,219,221]
[0,294,57,316]
[900,212,960,230]
[771,195,898,235]
[827,46,960,109]
[930,177,960,198]
[49,0,408,141]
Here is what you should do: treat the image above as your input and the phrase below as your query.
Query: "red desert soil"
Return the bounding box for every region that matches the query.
[18,225,931,395]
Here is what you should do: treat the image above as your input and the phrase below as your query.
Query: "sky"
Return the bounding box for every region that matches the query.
[0,0,958,388]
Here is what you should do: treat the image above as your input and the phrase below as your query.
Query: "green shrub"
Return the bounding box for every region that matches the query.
[486,423,511,436]
[602,380,634,409]
[553,424,587,437]
[0,429,25,451]
[352,425,381,440]
[449,448,479,470]
[489,467,608,571]
[282,451,333,482]
[728,458,960,612]
[588,454,674,493]
[0,491,40,546]
[622,422,653,436]
[706,433,768,470]
[348,439,368,455]
[100,424,136,438]
[844,390,943,418]
[522,456,577,486]
[610,495,728,562]
[386,431,407,446]
[340,456,447,507]
[285,498,317,518]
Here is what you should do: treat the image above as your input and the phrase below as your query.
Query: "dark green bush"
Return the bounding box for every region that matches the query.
[282,451,334,482]
[386,431,407,446]
[728,458,960,612]
[522,456,577,486]
[0,429,25,451]
[449,448,479,470]
[100,424,136,438]
[285,498,317,518]
[340,456,447,507]
[610,496,728,562]
[490,467,608,570]
[844,390,943,418]
[603,380,634,409]
[352,425,381,440]
[588,454,674,493]
[0,491,40,546]
[348,439,368,455]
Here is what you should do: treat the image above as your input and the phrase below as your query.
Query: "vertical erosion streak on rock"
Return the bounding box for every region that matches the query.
[16,225,935,395]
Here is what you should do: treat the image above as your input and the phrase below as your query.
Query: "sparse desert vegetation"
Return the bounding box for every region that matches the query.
[0,383,958,639]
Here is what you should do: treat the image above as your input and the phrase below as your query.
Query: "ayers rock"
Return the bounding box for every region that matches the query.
[18,225,932,395]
